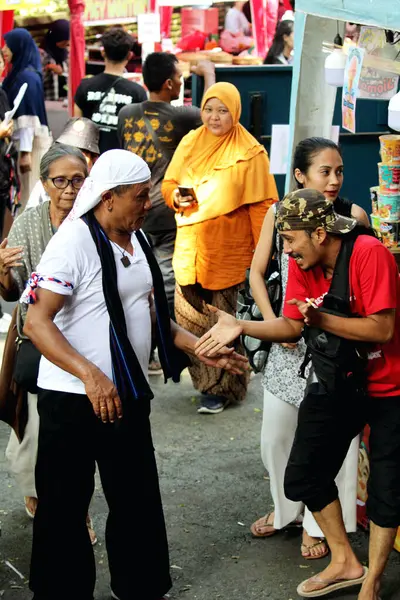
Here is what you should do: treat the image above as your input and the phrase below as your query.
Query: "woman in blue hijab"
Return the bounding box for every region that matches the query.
[3,28,51,208]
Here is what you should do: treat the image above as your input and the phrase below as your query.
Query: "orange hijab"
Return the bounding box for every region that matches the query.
[163,82,277,226]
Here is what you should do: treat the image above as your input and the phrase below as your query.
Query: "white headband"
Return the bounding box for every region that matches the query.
[65,149,151,222]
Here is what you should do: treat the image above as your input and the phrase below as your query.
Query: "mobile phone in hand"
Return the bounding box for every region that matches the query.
[178,186,197,203]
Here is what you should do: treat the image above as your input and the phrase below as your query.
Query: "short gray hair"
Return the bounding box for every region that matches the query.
[40,143,89,181]
[113,183,137,196]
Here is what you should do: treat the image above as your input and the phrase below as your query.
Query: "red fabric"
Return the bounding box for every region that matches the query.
[160,7,173,38]
[250,0,267,57]
[68,0,86,116]
[283,236,400,397]
[178,31,207,52]
[0,10,14,80]
[266,0,279,49]
[0,10,14,46]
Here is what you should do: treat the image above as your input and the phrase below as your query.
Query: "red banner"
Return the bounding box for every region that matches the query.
[250,0,267,58]
[250,0,279,57]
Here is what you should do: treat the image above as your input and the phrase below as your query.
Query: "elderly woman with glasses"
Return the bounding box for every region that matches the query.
[0,143,98,542]
[21,149,247,600]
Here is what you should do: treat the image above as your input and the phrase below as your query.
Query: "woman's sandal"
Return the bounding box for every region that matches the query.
[250,513,277,538]
[301,538,330,560]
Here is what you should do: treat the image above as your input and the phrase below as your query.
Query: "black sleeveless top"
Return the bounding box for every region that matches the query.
[334,197,353,218]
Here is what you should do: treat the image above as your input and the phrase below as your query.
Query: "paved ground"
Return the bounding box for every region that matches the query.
[1,368,400,600]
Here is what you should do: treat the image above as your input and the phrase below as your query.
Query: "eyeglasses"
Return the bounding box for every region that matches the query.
[49,177,86,190]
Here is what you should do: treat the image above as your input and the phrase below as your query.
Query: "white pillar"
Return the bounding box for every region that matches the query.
[285,13,340,192]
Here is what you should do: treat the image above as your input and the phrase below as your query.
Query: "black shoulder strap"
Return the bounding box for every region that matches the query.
[322,236,356,313]
[135,229,192,381]
[92,76,122,114]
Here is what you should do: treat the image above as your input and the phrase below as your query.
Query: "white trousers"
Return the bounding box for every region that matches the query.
[261,390,358,537]
[6,393,39,498]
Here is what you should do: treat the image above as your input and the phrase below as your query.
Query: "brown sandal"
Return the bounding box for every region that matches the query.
[250,512,277,538]
[301,539,329,560]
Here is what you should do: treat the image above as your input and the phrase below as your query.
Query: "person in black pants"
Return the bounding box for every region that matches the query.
[196,189,400,600]
[22,149,247,600]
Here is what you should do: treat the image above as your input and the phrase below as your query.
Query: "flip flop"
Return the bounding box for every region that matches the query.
[297,566,368,598]
[250,513,277,538]
[301,539,330,560]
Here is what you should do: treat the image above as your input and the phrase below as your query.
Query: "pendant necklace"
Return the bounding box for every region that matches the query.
[111,239,132,268]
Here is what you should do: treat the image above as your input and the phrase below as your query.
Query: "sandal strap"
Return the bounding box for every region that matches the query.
[262,512,274,527]
[301,538,326,551]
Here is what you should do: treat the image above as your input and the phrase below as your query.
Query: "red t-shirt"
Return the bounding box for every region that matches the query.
[283,235,400,397]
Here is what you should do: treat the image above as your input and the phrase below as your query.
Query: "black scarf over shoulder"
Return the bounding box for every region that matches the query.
[82,210,191,404]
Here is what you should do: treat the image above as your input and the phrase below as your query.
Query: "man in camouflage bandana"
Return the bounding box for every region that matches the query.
[270,189,357,272]
[276,188,357,234]
[196,188,400,600]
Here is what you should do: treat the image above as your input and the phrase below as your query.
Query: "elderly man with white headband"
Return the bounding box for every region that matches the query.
[21,149,247,600]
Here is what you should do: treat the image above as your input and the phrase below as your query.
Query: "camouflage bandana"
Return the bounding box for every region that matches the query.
[276,189,357,234]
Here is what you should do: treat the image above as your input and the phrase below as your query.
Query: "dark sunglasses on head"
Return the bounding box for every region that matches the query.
[49,177,85,190]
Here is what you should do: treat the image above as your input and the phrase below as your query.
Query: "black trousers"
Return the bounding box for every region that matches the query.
[30,389,171,600]
[284,382,400,528]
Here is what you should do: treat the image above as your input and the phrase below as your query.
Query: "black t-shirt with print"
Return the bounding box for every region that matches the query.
[118,100,201,233]
[74,73,147,154]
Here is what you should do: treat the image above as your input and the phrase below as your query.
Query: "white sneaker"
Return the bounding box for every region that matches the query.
[0,313,12,334]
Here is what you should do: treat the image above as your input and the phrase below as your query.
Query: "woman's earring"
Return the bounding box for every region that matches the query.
[107,206,112,212]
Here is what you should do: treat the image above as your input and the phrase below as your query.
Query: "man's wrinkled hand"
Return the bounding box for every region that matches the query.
[198,348,248,374]
[83,366,123,423]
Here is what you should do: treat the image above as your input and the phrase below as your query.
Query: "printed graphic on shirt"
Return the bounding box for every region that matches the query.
[313,292,328,307]
[122,112,174,163]
[88,88,133,130]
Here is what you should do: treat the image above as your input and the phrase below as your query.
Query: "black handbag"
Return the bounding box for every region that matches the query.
[13,338,41,394]
[236,227,282,373]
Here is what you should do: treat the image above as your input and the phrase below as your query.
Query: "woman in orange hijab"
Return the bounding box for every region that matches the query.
[162,82,278,414]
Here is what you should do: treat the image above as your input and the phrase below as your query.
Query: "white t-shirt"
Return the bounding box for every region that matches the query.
[224,7,251,35]
[36,219,153,395]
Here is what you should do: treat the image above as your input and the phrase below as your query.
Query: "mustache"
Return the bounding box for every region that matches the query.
[292,252,302,259]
